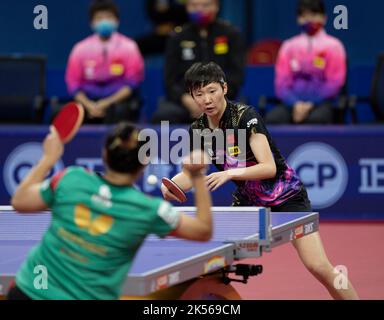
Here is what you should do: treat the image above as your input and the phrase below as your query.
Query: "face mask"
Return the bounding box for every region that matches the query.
[188,11,215,28]
[93,19,118,38]
[300,22,323,36]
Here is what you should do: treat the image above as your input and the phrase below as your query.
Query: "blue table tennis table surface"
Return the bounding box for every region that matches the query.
[0,207,319,296]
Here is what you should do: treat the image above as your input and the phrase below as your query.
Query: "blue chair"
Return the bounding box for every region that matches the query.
[348,61,381,123]
[370,53,384,122]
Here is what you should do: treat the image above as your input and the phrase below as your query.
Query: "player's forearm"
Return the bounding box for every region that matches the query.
[172,171,193,192]
[228,163,277,181]
[12,158,53,202]
[191,174,212,237]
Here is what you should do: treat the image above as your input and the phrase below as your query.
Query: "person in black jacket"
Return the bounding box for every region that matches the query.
[135,0,189,56]
[152,0,246,124]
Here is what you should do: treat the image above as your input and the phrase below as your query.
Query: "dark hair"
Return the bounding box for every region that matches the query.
[104,122,146,174]
[297,0,326,16]
[184,62,226,95]
[89,0,120,21]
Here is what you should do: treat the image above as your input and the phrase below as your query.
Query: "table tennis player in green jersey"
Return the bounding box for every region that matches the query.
[8,123,211,300]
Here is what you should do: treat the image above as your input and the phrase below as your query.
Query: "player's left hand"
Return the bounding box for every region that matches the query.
[206,171,230,191]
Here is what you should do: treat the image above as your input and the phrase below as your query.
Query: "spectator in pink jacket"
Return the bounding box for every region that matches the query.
[265,0,347,124]
[65,0,145,124]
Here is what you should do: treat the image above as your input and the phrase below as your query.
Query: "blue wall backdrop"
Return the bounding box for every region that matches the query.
[0,0,147,68]
[0,0,383,67]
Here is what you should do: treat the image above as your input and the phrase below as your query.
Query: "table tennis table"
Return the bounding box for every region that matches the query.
[0,206,318,299]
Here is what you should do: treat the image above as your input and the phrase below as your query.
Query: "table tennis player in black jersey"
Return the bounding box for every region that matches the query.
[161,61,359,300]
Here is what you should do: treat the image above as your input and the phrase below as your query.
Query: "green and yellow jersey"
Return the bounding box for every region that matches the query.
[15,166,179,300]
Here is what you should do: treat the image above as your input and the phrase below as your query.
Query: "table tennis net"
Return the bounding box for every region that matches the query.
[0,209,267,243]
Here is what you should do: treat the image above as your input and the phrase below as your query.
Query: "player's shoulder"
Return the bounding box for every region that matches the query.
[65,165,88,174]
[60,166,93,181]
[232,102,262,126]
[154,200,179,227]
[230,101,258,116]
[47,166,89,191]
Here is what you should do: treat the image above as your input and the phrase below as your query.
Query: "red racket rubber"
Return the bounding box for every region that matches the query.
[162,177,187,203]
[52,102,84,143]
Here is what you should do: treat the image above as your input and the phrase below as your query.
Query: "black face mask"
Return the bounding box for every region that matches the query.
[188,11,215,27]
[300,22,324,36]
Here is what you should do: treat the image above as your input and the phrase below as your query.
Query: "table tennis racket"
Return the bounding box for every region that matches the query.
[52,102,84,144]
[162,177,187,203]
